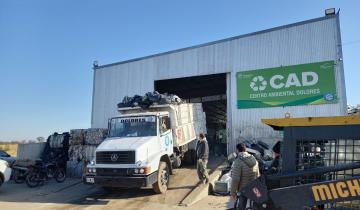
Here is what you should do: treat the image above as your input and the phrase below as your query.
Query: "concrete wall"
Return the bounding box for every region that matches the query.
[92,15,347,152]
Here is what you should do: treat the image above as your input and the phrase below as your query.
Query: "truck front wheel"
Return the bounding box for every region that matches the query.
[152,161,169,194]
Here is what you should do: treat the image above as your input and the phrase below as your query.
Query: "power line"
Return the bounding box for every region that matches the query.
[342,39,360,46]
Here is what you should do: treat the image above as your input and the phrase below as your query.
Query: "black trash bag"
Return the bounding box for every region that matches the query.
[140,95,153,109]
[146,91,161,104]
[132,95,143,107]
[117,96,134,108]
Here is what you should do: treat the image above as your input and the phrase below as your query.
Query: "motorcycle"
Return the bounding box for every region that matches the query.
[26,159,66,188]
[11,165,30,184]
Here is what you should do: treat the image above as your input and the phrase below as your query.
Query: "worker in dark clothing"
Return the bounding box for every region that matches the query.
[196,133,209,184]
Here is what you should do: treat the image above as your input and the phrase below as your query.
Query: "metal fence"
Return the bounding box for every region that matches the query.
[294,138,360,209]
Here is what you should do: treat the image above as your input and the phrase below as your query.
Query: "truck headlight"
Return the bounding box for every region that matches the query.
[88,168,96,173]
[132,167,150,175]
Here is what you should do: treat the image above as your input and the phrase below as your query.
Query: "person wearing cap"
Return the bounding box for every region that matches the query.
[196,133,209,184]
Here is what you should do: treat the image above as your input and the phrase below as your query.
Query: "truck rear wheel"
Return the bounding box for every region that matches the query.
[184,149,196,165]
[152,161,169,194]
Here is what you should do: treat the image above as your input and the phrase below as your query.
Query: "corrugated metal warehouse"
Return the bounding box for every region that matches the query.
[91,13,347,153]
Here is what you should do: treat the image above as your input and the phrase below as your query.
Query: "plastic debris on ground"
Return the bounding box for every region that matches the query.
[213,172,232,196]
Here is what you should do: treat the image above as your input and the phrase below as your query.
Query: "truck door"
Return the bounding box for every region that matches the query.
[159,116,173,155]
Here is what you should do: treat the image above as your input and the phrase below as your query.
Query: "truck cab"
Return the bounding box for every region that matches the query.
[84,104,206,193]
[85,111,176,193]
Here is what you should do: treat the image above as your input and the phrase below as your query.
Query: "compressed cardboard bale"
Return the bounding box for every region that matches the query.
[68,145,84,162]
[84,128,108,145]
[83,145,97,162]
[69,129,86,145]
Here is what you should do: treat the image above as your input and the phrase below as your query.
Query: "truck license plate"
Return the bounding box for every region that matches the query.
[86,177,95,183]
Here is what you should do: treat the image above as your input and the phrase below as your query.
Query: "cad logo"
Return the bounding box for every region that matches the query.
[111,154,119,162]
[250,76,267,91]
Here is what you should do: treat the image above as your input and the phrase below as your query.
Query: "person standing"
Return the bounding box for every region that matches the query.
[230,143,260,210]
[196,133,209,184]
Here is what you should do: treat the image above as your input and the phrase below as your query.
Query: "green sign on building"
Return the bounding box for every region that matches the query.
[236,60,337,109]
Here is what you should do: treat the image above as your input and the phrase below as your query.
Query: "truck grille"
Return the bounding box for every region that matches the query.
[96,151,135,164]
[96,168,129,176]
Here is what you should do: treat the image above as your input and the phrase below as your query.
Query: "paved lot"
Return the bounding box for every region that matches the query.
[0,157,231,210]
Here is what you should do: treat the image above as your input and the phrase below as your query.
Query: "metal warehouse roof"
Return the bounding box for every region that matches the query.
[94,14,338,70]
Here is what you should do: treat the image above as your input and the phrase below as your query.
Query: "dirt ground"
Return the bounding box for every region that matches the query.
[0,157,231,210]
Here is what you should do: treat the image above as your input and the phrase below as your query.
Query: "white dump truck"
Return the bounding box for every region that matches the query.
[84,103,207,193]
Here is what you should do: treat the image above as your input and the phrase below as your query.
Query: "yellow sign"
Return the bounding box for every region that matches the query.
[312,179,360,202]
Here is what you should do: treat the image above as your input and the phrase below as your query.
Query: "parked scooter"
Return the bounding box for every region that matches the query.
[26,159,66,188]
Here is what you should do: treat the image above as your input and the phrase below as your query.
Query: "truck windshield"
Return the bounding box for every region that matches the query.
[109,116,157,138]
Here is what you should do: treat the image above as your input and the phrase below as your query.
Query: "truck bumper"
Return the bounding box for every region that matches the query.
[83,172,158,188]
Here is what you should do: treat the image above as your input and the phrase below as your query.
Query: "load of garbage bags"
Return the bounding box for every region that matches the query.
[117,91,182,109]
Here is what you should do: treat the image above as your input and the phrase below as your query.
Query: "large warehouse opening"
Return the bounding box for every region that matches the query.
[155,73,228,157]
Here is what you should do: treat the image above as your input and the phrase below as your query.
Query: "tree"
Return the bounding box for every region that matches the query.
[36,137,45,143]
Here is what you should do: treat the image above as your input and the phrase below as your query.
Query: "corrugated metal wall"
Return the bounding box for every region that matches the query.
[92,15,347,153]
[17,143,46,160]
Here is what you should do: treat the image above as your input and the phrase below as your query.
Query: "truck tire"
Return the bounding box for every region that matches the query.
[184,149,196,165]
[152,161,169,194]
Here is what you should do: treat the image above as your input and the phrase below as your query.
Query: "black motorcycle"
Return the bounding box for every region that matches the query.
[26,160,66,188]
[12,165,30,184]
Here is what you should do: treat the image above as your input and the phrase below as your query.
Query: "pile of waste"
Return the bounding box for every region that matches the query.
[117,91,182,109]
[212,140,277,196]
[67,128,107,177]
[41,132,70,169]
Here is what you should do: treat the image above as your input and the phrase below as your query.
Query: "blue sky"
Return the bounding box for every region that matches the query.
[0,0,359,141]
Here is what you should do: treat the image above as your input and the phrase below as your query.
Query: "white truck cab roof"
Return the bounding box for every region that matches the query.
[112,111,169,118]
